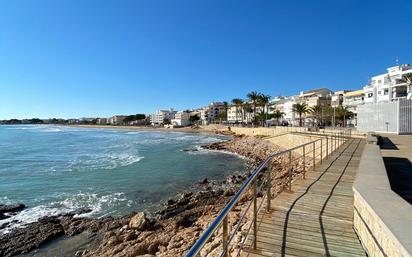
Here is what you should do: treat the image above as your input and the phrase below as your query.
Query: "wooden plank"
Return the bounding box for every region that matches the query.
[240,139,367,257]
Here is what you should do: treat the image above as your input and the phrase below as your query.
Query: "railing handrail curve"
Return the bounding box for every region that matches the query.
[184,136,327,257]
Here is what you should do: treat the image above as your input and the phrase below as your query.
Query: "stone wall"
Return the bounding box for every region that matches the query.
[353,144,412,257]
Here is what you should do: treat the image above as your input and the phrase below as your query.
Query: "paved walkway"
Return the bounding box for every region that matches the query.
[380,134,412,204]
[244,138,366,257]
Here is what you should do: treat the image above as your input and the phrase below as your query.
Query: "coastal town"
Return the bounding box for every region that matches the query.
[2,64,412,134]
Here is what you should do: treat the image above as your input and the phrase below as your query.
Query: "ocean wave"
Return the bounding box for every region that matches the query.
[0,192,129,234]
[184,146,250,160]
[67,153,143,171]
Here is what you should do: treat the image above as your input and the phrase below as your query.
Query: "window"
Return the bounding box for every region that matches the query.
[368,93,373,98]
[384,89,389,95]
[378,91,381,95]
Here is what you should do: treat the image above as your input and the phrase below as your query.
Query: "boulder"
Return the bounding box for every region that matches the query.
[0,203,25,214]
[129,212,148,231]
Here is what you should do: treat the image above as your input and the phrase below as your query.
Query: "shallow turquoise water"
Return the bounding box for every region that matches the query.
[0,125,247,232]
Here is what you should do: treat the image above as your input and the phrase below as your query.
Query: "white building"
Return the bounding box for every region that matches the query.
[96,118,108,125]
[150,109,177,125]
[363,64,412,104]
[199,102,226,125]
[274,96,297,125]
[108,115,127,125]
[227,105,243,124]
[171,111,191,126]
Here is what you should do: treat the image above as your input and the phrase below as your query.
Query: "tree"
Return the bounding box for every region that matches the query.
[247,91,261,126]
[242,102,253,124]
[231,98,244,123]
[257,94,271,126]
[163,118,171,125]
[222,101,229,122]
[404,73,412,99]
[189,114,200,124]
[272,110,285,125]
[336,106,353,127]
[292,102,309,127]
[309,105,323,127]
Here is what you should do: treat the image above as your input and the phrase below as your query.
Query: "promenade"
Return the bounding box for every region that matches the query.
[380,134,412,204]
[244,138,366,257]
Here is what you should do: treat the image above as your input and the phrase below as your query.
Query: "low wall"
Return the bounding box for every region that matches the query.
[353,145,412,257]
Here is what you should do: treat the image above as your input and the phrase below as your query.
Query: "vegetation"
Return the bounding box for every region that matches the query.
[189,114,200,124]
[272,110,285,125]
[335,106,353,127]
[309,105,323,126]
[292,102,309,126]
[246,91,261,125]
[124,114,146,123]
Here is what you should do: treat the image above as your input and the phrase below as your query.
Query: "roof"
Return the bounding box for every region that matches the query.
[300,88,332,97]
[344,90,364,97]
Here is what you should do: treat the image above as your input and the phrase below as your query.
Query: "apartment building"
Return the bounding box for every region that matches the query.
[199,102,226,125]
[171,111,191,126]
[227,105,243,123]
[150,109,177,125]
[108,115,127,125]
[363,64,412,104]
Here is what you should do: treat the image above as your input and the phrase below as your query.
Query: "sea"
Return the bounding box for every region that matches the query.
[0,125,248,234]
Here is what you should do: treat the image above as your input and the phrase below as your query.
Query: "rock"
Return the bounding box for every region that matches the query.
[129,212,148,231]
[199,178,208,184]
[223,188,236,197]
[0,203,25,215]
[0,216,64,257]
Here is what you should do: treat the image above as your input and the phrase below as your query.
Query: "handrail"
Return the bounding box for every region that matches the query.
[185,131,350,257]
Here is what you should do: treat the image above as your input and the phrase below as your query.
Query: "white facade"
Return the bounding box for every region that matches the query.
[108,115,127,125]
[363,64,412,104]
[150,109,177,125]
[227,105,243,123]
[274,96,297,125]
[199,102,225,125]
[171,111,191,126]
[357,99,412,134]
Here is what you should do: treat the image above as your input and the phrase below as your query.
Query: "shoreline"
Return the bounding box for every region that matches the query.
[68,124,226,136]
[0,135,281,257]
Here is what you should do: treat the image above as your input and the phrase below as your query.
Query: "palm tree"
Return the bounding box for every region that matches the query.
[222,101,229,123]
[231,98,244,123]
[272,110,285,125]
[257,94,271,126]
[292,102,309,127]
[242,102,253,124]
[309,105,323,127]
[247,91,261,126]
[336,106,353,127]
[404,73,412,99]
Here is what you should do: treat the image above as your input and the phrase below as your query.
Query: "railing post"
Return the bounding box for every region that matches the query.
[288,151,292,191]
[326,137,329,159]
[320,138,323,163]
[222,217,228,257]
[253,177,257,250]
[266,163,271,212]
[312,141,316,171]
[303,145,306,179]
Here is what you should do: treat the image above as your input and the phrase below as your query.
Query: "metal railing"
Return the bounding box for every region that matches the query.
[185,131,351,257]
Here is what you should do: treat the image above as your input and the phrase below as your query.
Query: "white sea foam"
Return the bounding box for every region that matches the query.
[0,192,129,234]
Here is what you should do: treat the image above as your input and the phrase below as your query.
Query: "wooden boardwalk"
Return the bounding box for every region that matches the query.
[244,138,367,257]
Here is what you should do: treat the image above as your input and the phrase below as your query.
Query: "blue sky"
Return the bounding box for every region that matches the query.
[1,0,411,119]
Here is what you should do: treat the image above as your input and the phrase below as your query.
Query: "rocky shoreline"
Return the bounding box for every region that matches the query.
[0,135,297,257]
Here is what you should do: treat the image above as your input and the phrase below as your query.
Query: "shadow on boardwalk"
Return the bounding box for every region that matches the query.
[246,139,366,257]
